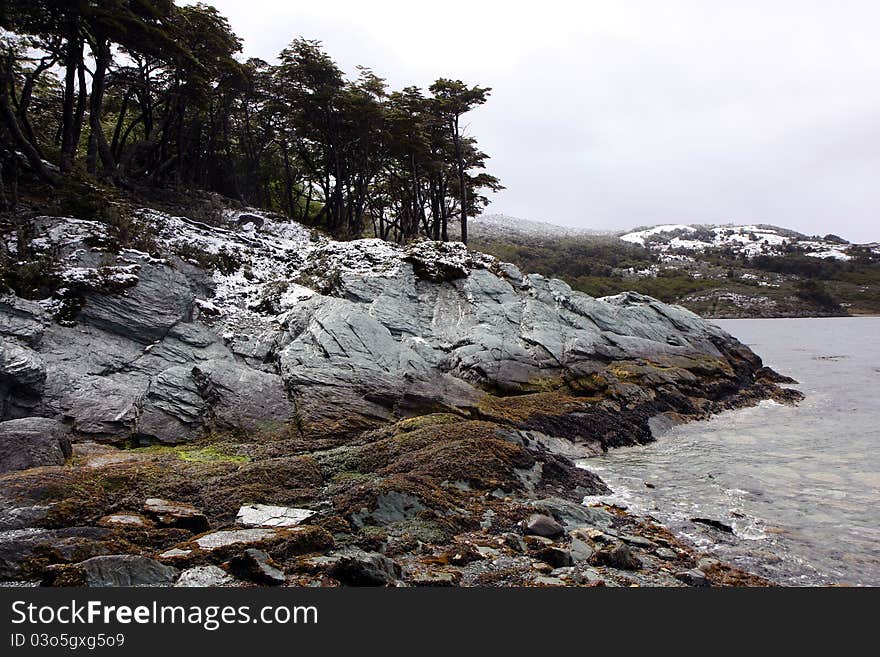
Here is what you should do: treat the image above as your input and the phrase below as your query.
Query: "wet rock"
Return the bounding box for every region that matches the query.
[0,417,71,472]
[227,549,286,585]
[159,548,192,559]
[236,504,315,528]
[524,535,555,548]
[590,543,641,571]
[524,513,564,539]
[676,569,711,587]
[175,565,238,587]
[57,555,178,587]
[143,498,209,532]
[690,517,735,533]
[328,549,402,586]
[571,567,604,585]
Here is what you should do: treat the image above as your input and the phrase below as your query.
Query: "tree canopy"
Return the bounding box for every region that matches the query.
[0,2,501,242]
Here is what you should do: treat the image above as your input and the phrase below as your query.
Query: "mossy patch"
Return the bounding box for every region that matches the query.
[130,444,250,464]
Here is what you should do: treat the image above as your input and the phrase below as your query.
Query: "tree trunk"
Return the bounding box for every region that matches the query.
[453,116,468,244]
[59,29,81,173]
[86,40,115,176]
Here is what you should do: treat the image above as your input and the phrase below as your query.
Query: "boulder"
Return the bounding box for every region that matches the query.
[0,417,71,473]
[524,514,565,539]
[193,528,279,551]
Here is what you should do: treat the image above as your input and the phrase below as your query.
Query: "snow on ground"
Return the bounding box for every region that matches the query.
[621,222,860,260]
[619,224,696,246]
[472,214,609,239]
[804,249,852,261]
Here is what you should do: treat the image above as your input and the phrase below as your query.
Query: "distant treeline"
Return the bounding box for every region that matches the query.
[0,1,501,242]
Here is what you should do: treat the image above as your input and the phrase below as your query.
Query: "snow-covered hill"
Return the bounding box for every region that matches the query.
[619,223,862,261]
[472,214,610,240]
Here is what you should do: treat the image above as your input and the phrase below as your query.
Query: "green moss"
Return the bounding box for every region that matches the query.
[394,413,462,433]
[130,444,250,464]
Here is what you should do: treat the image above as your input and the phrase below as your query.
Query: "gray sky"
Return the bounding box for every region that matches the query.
[199,0,880,242]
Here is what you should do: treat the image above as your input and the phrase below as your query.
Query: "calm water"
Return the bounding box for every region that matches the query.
[579,317,880,586]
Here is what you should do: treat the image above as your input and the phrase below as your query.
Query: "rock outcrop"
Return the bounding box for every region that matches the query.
[0,207,799,587]
[1,210,789,446]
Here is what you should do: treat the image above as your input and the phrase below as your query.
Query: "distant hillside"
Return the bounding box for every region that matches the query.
[471,218,880,318]
[471,214,610,240]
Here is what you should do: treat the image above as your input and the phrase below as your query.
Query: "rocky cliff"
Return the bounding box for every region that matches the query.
[0,207,799,587]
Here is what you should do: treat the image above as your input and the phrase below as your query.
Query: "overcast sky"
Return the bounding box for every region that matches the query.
[198,0,880,242]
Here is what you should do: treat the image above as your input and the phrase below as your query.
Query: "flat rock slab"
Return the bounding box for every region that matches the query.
[193,528,280,551]
[236,504,315,528]
[175,565,239,587]
[98,513,152,528]
[143,498,209,532]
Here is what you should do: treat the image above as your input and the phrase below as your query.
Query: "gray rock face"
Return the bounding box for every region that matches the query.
[0,212,770,449]
[0,417,71,472]
[76,261,195,346]
[0,342,46,417]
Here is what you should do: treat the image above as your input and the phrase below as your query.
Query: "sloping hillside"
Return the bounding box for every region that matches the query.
[472,216,880,318]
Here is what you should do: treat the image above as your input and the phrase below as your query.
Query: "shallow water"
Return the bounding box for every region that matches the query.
[578,317,880,586]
